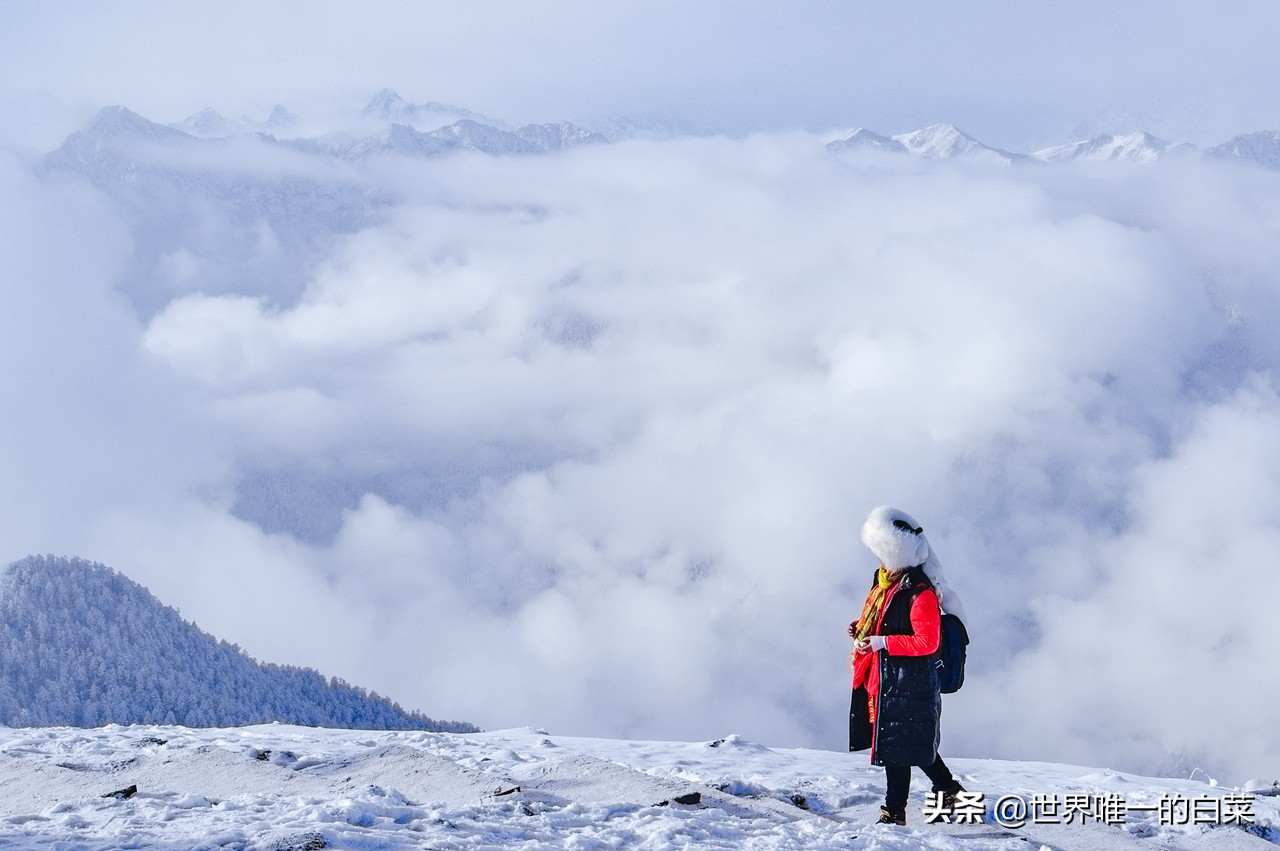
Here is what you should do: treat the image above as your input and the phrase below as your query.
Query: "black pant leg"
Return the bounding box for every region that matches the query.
[921,755,960,792]
[884,764,911,812]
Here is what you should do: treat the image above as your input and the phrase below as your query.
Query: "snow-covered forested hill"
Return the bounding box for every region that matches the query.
[0,556,473,732]
[0,724,1275,850]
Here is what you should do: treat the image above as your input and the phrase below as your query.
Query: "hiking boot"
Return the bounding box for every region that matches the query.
[877,805,906,826]
[936,783,967,812]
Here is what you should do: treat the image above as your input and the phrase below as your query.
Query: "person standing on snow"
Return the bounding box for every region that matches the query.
[848,505,966,826]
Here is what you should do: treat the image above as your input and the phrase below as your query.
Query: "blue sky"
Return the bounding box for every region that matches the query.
[4,1,1280,148]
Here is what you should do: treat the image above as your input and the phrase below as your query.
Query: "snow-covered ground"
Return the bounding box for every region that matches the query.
[0,724,1275,850]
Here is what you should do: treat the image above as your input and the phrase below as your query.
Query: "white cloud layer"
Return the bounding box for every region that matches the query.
[5,113,1280,785]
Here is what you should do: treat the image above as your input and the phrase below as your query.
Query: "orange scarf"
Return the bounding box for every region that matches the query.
[853,566,901,641]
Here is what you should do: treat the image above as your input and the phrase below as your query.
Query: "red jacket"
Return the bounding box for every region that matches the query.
[852,583,941,697]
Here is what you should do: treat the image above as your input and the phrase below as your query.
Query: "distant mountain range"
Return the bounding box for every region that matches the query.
[36,92,1280,326]
[0,555,476,731]
[33,90,1280,335]
[36,93,611,318]
[828,122,1280,168]
[41,105,391,316]
[34,91,1280,376]
[162,89,609,157]
[45,90,1280,174]
[343,117,607,158]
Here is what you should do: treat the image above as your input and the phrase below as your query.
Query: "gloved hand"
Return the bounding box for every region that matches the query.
[847,622,858,638]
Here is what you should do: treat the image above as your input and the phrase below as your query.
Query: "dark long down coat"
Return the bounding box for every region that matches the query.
[848,566,942,766]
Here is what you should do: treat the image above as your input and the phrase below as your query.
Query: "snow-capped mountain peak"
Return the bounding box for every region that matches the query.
[363,87,409,116]
[344,118,607,159]
[360,88,501,131]
[1208,129,1280,169]
[826,127,908,154]
[891,123,1016,162]
[1032,131,1194,163]
[175,107,234,137]
[172,104,301,139]
[263,104,299,131]
[344,122,453,158]
[826,124,1014,161]
[85,105,193,143]
[824,121,1280,169]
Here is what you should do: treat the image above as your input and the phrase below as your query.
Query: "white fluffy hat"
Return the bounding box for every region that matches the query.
[861,505,930,570]
[860,505,967,623]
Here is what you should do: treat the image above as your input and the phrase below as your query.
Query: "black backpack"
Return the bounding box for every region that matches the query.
[936,613,969,694]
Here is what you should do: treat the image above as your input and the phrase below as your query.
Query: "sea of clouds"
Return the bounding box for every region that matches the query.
[3,116,1279,784]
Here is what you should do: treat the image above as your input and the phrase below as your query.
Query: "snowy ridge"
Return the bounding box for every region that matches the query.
[0,556,474,732]
[85,105,196,146]
[0,724,1275,849]
[175,105,300,139]
[61,102,606,169]
[825,127,907,154]
[827,123,1280,168]
[1031,132,1196,163]
[515,121,610,151]
[347,118,607,159]
[344,122,456,158]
